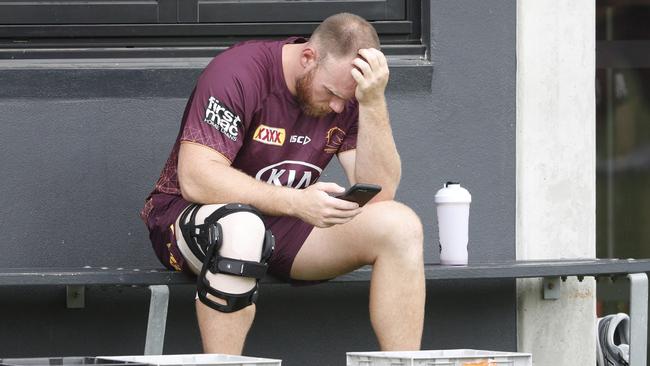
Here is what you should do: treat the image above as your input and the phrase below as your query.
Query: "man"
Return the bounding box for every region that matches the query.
[141,12,425,354]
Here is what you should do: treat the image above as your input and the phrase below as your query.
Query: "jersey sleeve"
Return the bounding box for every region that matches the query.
[180,51,265,162]
[337,102,359,153]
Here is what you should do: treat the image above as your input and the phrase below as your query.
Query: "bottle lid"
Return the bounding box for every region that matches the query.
[434,181,472,203]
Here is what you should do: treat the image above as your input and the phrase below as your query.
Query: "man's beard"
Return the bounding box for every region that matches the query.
[295,67,332,118]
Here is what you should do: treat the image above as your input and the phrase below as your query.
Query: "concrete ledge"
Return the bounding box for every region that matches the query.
[0,57,432,99]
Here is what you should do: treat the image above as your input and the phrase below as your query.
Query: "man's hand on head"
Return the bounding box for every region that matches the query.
[351,48,389,105]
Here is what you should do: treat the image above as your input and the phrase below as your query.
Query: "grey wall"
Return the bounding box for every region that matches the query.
[0,1,516,364]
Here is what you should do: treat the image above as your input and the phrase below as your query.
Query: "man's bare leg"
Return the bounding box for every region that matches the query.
[175,205,265,355]
[368,227,424,349]
[290,200,425,350]
[196,301,256,354]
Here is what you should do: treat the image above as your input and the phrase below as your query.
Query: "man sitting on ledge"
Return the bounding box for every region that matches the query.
[140,12,425,354]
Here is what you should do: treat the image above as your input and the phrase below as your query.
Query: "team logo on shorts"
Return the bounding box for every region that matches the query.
[324,126,346,153]
[203,96,241,141]
[253,124,286,146]
[166,242,182,271]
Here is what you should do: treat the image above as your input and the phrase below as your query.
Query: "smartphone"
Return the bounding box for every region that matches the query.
[335,183,382,207]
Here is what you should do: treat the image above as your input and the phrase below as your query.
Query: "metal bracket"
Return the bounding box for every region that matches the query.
[543,277,561,300]
[627,273,648,366]
[144,285,169,355]
[66,285,85,308]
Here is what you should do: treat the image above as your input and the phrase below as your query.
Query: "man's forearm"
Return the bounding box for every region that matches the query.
[354,98,402,198]
[179,159,298,217]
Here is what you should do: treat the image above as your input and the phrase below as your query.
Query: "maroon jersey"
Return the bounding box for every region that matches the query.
[142,37,358,226]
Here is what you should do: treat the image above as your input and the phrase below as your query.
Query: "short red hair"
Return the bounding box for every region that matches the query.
[310,13,380,61]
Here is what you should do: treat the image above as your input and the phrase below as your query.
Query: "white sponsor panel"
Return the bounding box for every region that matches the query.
[255,160,323,189]
[203,96,241,141]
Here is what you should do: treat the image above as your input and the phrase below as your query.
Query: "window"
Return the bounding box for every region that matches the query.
[596,1,650,259]
[596,0,650,334]
[0,0,424,59]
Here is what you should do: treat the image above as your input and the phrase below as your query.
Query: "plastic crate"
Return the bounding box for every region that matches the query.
[0,357,148,366]
[346,349,532,366]
[98,354,281,366]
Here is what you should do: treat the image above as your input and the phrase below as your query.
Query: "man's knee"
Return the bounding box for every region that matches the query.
[365,200,424,258]
[176,203,274,313]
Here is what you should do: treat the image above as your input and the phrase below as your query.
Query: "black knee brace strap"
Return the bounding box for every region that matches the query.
[179,203,274,313]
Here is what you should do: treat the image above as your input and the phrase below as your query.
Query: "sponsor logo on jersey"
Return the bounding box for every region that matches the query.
[253,124,286,146]
[324,126,346,153]
[203,96,241,141]
[289,135,312,145]
[255,160,323,189]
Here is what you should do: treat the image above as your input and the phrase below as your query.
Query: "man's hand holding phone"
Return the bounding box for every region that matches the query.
[294,182,361,228]
[334,183,382,207]
[292,183,382,228]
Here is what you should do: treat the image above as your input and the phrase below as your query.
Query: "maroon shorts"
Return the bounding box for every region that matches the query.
[142,193,317,284]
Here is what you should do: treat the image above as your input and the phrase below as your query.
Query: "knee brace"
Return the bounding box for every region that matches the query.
[179,203,274,313]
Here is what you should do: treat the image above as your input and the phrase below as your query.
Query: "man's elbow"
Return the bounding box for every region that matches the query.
[384,164,402,199]
[179,181,197,203]
[374,185,398,202]
[178,170,203,203]
[373,174,401,202]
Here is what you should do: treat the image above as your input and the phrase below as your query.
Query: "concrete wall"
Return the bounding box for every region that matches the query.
[0,1,516,364]
[516,1,596,365]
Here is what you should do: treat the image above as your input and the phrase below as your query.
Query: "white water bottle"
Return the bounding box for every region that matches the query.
[435,182,472,265]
